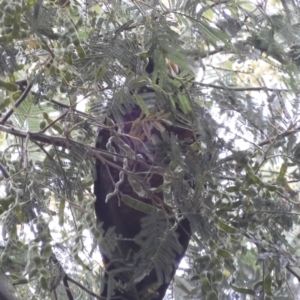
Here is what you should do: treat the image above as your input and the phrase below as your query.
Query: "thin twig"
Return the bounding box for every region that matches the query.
[65,275,104,300]
[196,82,293,93]
[63,276,74,300]
[41,109,69,133]
[0,163,9,179]
[0,81,33,125]
[48,98,89,117]
[0,124,164,176]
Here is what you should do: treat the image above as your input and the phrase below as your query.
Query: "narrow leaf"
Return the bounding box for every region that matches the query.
[121,194,158,215]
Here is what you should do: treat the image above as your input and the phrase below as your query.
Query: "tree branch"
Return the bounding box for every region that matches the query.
[196,82,293,93]
[0,124,71,147]
[48,98,89,117]
[0,81,33,125]
[63,276,74,300]
[0,124,163,177]
[286,265,300,282]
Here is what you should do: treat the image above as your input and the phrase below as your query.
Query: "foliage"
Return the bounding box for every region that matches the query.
[0,0,300,299]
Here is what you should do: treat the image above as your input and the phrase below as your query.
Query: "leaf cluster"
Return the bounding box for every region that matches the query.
[0,0,300,299]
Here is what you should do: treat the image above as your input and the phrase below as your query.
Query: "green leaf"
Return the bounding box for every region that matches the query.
[226,186,239,193]
[264,274,272,295]
[0,80,18,91]
[205,291,218,300]
[121,194,158,215]
[128,75,150,91]
[215,216,238,234]
[230,284,255,295]
[76,45,86,59]
[135,94,150,116]
[178,93,192,114]
[195,254,211,263]
[264,184,278,191]
[277,159,288,182]
[201,276,213,292]
[94,65,107,80]
[216,248,232,259]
